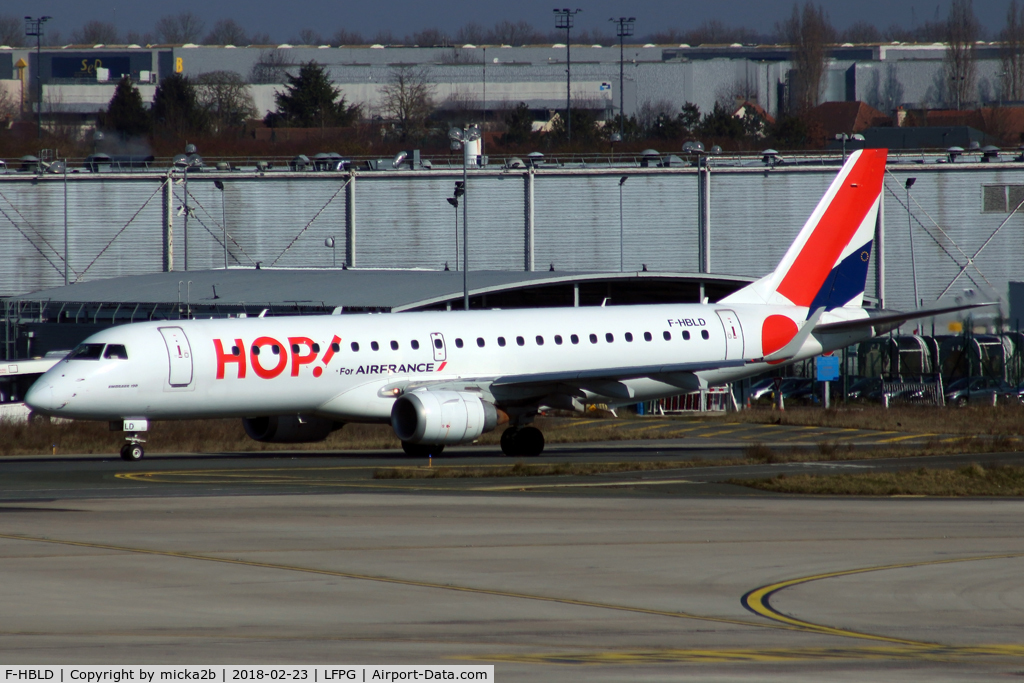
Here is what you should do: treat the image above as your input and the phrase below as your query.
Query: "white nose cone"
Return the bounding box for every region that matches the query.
[25,381,59,414]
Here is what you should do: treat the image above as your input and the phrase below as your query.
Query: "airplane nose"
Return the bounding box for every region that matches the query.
[25,381,60,414]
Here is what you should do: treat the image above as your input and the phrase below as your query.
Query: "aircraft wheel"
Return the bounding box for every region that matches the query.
[500,427,519,456]
[120,444,144,461]
[401,441,444,458]
[517,427,545,457]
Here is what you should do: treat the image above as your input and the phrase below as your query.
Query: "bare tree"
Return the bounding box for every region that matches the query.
[488,20,539,45]
[250,32,272,45]
[372,30,397,46]
[683,21,757,46]
[648,29,684,44]
[154,12,205,44]
[196,71,258,132]
[1001,0,1024,102]
[71,20,119,45]
[841,21,881,44]
[779,2,836,111]
[412,28,450,47]
[205,19,248,46]
[880,63,904,113]
[332,29,365,46]
[456,23,485,44]
[0,15,25,47]
[124,31,155,45]
[0,86,18,125]
[379,65,435,140]
[294,29,323,45]
[250,50,290,84]
[945,0,979,109]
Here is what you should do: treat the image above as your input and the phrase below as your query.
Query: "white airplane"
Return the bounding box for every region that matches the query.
[25,149,985,460]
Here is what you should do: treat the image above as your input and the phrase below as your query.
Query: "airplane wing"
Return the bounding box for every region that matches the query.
[814,302,997,333]
[382,358,749,402]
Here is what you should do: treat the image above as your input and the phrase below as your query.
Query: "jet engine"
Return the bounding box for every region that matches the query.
[391,391,502,444]
[242,415,342,443]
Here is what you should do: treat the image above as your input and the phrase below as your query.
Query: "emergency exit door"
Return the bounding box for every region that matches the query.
[715,310,744,360]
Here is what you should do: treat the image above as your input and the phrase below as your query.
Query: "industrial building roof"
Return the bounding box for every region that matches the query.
[13,269,752,313]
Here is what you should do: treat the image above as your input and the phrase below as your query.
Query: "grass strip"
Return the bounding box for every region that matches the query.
[374,460,681,480]
[729,463,1024,496]
[732,404,1024,436]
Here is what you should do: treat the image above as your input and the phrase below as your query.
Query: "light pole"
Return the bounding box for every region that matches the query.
[906,177,920,329]
[554,8,581,143]
[24,16,51,139]
[214,179,227,269]
[610,17,635,141]
[447,126,482,310]
[324,236,336,268]
[174,144,201,271]
[447,181,464,271]
[618,176,627,272]
[835,132,864,162]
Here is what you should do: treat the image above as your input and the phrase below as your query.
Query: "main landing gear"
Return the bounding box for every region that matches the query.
[120,433,145,461]
[401,442,445,458]
[500,425,545,457]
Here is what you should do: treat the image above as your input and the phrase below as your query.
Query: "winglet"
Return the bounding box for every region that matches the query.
[760,307,826,362]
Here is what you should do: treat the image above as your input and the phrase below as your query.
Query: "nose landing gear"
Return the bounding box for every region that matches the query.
[120,434,145,461]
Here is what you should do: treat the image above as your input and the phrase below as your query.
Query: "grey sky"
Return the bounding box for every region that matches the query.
[24,0,1010,43]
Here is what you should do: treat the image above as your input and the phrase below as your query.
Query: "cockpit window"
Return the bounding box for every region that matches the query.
[104,344,128,360]
[67,343,105,361]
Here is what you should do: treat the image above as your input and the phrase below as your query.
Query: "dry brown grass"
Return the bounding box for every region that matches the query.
[731,463,1024,496]
[733,404,1024,435]
[373,460,681,480]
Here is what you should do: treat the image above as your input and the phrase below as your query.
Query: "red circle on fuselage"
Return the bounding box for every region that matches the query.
[251,336,288,378]
[762,315,798,357]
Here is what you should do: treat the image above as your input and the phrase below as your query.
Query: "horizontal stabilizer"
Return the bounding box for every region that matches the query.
[814,302,997,333]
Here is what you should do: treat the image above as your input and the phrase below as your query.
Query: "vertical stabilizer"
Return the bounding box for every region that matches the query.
[721,148,887,311]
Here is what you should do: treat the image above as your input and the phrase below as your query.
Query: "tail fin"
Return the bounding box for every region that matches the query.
[721,148,887,311]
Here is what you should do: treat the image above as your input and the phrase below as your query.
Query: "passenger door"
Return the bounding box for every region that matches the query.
[159,326,194,387]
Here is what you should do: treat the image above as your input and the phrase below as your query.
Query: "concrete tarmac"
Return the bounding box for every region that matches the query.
[1,441,1024,680]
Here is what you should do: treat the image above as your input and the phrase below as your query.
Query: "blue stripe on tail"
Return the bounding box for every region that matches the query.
[807,241,873,315]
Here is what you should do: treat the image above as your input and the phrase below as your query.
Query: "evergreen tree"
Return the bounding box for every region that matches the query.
[151,73,208,137]
[100,76,151,137]
[502,102,534,145]
[267,62,360,128]
[697,102,744,140]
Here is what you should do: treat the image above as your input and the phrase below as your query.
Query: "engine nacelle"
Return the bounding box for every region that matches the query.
[242,415,342,443]
[391,391,499,445]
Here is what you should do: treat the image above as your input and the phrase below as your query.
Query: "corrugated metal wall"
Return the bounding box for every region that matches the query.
[0,176,165,295]
[3,164,1023,316]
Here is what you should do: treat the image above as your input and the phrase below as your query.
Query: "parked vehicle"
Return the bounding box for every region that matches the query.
[944,377,1018,406]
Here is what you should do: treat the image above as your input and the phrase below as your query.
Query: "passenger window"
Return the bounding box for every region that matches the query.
[68,343,105,360]
[411,340,420,350]
[104,344,128,360]
[291,343,300,353]
[571,334,579,344]
[498,337,506,347]
[589,334,598,344]
[624,332,633,342]
[662,331,671,341]
[312,343,320,353]
[272,345,281,355]
[455,338,464,348]
[554,335,563,345]
[251,345,260,356]
[477,337,485,347]
[605,333,614,343]
[232,345,240,355]
[331,342,341,353]
[536,335,544,346]
[370,341,379,351]
[644,332,652,341]
[433,338,443,349]
[516,336,525,346]
[390,340,399,350]
[682,330,690,340]
[351,342,360,352]
[701,329,710,340]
